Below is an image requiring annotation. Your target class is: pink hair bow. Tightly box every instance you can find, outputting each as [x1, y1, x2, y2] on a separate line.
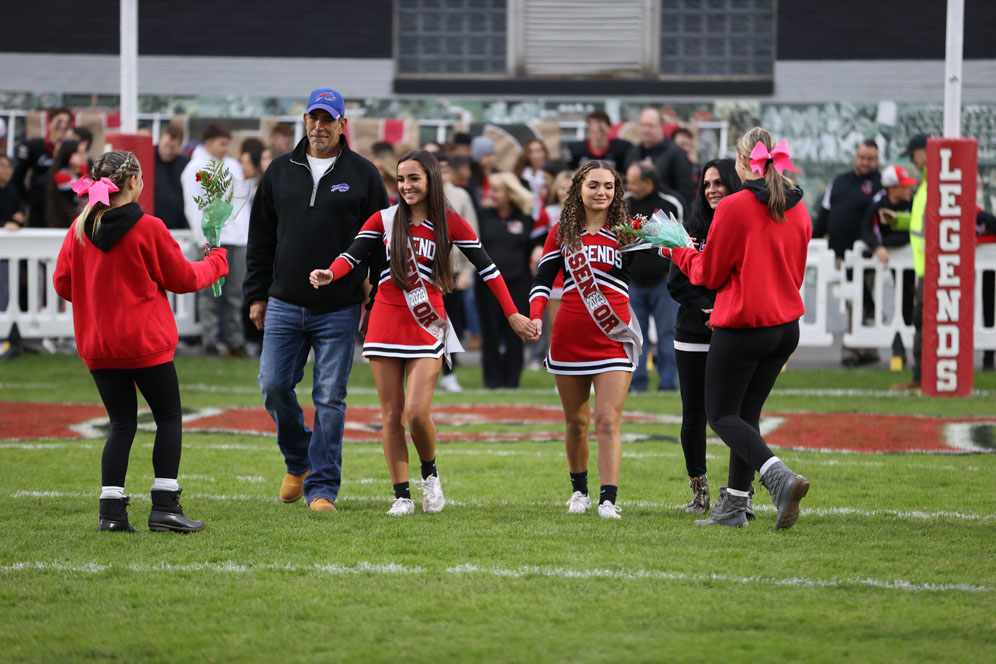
[749, 139, 794, 175]
[71, 177, 119, 206]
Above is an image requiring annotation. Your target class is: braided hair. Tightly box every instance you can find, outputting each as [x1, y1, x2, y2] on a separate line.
[555, 160, 629, 250]
[74, 150, 141, 244]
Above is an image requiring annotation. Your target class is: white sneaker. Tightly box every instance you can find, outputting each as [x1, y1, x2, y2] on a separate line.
[597, 501, 622, 519]
[438, 374, 462, 393]
[565, 491, 591, 514]
[386, 497, 415, 516]
[421, 475, 446, 513]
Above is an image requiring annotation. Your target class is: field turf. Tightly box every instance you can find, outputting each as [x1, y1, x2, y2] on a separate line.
[1, 354, 995, 663]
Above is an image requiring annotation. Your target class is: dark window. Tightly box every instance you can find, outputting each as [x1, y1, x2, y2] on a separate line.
[660, 0, 774, 78]
[397, 0, 507, 75]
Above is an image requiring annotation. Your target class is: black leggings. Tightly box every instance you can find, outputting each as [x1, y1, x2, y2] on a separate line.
[90, 362, 183, 487]
[675, 349, 708, 478]
[705, 321, 799, 492]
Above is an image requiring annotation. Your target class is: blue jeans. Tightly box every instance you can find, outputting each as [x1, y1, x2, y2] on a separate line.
[462, 287, 481, 335]
[629, 280, 678, 391]
[258, 297, 360, 504]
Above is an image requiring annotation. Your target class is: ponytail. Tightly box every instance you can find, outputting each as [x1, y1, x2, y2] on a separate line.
[736, 127, 794, 223]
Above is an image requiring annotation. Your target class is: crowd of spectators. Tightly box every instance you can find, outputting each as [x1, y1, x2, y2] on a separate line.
[4, 104, 991, 379]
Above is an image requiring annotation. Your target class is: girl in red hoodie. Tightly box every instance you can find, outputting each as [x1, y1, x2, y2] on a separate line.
[667, 127, 811, 531]
[54, 150, 228, 533]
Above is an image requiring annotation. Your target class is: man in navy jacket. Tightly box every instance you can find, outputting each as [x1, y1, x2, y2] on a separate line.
[245, 88, 389, 512]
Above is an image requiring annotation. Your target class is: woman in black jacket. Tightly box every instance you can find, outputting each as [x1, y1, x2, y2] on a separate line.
[666, 158, 740, 514]
[476, 172, 538, 388]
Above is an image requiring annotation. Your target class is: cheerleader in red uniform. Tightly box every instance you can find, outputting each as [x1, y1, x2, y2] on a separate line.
[528, 160, 644, 519]
[310, 150, 533, 516]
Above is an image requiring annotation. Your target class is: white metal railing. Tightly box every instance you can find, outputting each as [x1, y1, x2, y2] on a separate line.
[1, 229, 994, 350]
[0, 229, 200, 339]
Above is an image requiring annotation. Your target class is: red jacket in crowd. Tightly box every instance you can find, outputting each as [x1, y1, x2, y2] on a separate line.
[670, 183, 811, 329]
[54, 202, 228, 370]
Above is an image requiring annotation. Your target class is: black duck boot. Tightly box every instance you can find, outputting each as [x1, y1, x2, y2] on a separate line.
[99, 496, 139, 532]
[149, 489, 205, 533]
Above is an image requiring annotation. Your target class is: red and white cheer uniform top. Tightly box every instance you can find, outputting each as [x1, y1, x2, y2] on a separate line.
[329, 205, 519, 359]
[529, 224, 642, 375]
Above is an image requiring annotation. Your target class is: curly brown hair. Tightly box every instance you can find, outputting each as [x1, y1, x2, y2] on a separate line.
[555, 160, 631, 249]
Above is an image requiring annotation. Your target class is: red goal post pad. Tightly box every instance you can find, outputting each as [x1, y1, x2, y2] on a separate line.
[103, 133, 155, 216]
[923, 138, 977, 396]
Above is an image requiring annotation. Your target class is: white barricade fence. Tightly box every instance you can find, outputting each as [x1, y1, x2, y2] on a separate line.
[0, 229, 200, 339]
[836, 242, 917, 351]
[800, 238, 838, 346]
[2, 229, 994, 352]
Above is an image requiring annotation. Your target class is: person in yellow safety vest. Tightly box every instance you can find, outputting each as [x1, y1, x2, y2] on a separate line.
[892, 134, 928, 391]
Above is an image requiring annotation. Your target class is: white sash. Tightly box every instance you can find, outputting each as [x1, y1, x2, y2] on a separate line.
[563, 241, 643, 366]
[382, 205, 463, 367]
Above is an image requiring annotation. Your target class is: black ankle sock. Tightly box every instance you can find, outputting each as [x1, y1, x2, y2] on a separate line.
[570, 471, 588, 495]
[393, 482, 411, 499]
[599, 485, 617, 505]
[420, 458, 437, 480]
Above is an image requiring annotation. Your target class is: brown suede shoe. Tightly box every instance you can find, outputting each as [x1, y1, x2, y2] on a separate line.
[309, 498, 336, 512]
[890, 379, 921, 392]
[279, 471, 309, 503]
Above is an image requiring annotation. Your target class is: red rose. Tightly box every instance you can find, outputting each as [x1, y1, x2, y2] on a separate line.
[195, 173, 202, 182]
[631, 218, 642, 230]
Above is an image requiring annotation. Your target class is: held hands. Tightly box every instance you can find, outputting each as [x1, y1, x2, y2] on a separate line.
[508, 313, 540, 342]
[309, 268, 334, 289]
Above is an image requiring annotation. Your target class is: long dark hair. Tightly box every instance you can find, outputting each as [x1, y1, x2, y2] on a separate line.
[51, 139, 80, 174]
[686, 158, 741, 240]
[390, 150, 455, 293]
[556, 160, 629, 250]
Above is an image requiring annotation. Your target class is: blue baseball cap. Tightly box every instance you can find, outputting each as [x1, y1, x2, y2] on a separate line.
[306, 88, 345, 119]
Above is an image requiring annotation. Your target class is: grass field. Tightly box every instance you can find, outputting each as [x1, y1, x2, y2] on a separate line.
[1, 353, 995, 663]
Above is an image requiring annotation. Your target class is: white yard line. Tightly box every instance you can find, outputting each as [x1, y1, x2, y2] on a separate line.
[8, 491, 996, 523]
[0, 560, 987, 594]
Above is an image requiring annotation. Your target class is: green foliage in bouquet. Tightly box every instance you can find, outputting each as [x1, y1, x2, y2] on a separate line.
[194, 159, 235, 296]
[610, 210, 692, 251]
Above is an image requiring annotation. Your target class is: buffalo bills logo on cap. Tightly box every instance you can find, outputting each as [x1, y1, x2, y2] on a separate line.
[330, 183, 350, 193]
[306, 88, 346, 119]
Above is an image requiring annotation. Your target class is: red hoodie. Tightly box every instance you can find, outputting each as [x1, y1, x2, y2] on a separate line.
[54, 203, 228, 370]
[670, 185, 811, 329]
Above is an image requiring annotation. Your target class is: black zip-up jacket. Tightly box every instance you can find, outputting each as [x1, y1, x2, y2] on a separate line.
[624, 139, 694, 210]
[813, 170, 882, 258]
[244, 136, 389, 313]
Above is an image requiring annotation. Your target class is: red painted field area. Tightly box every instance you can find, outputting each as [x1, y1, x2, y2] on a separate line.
[1, 402, 993, 453]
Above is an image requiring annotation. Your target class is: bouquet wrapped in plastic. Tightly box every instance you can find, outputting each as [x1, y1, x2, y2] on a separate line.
[193, 159, 251, 296]
[610, 209, 693, 252]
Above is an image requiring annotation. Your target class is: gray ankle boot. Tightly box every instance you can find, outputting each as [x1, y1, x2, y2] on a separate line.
[693, 487, 749, 528]
[760, 460, 810, 531]
[685, 475, 710, 514]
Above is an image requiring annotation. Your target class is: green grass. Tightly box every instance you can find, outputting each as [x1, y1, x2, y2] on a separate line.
[1, 354, 995, 663]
